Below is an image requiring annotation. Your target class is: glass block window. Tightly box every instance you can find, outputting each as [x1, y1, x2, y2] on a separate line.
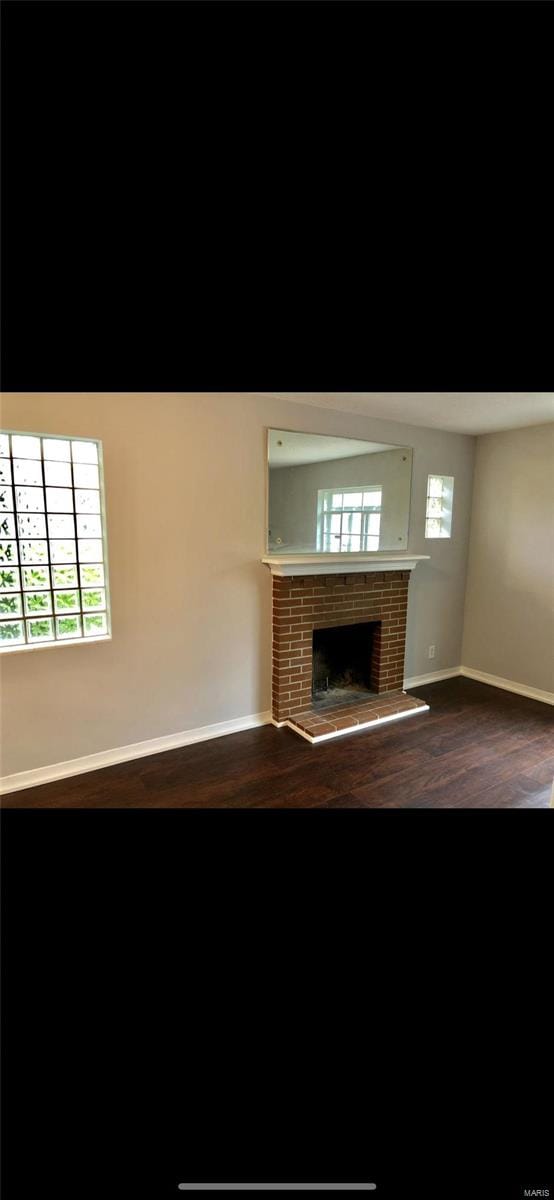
[317, 487, 382, 552]
[0, 431, 110, 651]
[425, 474, 454, 539]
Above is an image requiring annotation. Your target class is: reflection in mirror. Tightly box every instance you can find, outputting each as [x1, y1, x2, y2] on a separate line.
[268, 429, 412, 553]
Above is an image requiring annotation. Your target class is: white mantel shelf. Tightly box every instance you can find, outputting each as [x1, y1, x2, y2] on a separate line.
[262, 553, 430, 577]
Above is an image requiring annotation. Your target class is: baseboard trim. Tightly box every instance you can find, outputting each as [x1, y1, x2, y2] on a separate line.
[0, 710, 273, 796]
[459, 666, 554, 706]
[404, 664, 554, 706]
[404, 667, 462, 689]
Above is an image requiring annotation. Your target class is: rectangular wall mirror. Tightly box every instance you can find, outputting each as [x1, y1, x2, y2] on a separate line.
[267, 429, 413, 554]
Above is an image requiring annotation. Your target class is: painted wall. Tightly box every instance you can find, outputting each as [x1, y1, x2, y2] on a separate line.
[0, 393, 475, 777]
[462, 423, 554, 694]
[268, 448, 412, 552]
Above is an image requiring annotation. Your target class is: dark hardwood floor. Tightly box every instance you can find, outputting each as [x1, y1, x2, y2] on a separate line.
[2, 678, 553, 808]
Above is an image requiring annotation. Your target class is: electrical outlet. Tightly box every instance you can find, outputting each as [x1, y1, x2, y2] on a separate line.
[428, 645, 436, 659]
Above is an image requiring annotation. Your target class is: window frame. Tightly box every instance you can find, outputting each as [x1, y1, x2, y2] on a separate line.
[0, 429, 111, 653]
[425, 473, 454, 539]
[316, 485, 383, 552]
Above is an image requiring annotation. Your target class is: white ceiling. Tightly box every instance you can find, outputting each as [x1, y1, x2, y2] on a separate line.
[258, 393, 554, 436]
[268, 429, 400, 468]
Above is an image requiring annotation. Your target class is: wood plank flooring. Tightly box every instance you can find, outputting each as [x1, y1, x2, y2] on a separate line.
[2, 677, 553, 808]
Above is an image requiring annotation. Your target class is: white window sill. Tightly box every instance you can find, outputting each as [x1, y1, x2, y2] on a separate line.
[0, 634, 112, 655]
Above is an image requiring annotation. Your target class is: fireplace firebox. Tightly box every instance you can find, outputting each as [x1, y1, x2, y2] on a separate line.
[312, 621, 380, 706]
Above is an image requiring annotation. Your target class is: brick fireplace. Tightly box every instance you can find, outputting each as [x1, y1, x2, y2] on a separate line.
[264, 555, 430, 742]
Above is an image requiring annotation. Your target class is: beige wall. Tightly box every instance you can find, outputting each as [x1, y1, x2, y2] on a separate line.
[0, 393, 475, 777]
[462, 423, 554, 693]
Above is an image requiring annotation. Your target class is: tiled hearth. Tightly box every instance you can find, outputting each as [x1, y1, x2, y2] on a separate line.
[263, 553, 430, 743]
[288, 692, 428, 744]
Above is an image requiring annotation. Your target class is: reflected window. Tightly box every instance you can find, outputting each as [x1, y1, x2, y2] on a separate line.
[317, 487, 382, 552]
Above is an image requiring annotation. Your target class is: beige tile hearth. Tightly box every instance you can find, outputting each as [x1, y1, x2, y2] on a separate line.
[288, 690, 428, 742]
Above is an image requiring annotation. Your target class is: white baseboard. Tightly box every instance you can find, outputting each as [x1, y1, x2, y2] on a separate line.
[459, 666, 554, 706]
[405, 664, 554, 706]
[404, 666, 462, 689]
[0, 710, 273, 796]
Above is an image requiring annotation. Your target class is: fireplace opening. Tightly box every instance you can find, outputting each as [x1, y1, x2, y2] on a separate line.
[312, 621, 380, 709]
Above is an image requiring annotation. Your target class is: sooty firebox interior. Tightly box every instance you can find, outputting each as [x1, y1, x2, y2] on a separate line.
[312, 621, 378, 708]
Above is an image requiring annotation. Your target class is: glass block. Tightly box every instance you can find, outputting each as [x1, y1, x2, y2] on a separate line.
[22, 566, 50, 590]
[0, 619, 25, 646]
[13, 459, 43, 486]
[45, 486, 74, 512]
[71, 440, 98, 464]
[0, 593, 22, 617]
[73, 463, 99, 488]
[17, 512, 47, 539]
[83, 612, 107, 637]
[53, 589, 80, 614]
[74, 489, 100, 514]
[0, 487, 14, 511]
[78, 539, 103, 562]
[56, 614, 82, 640]
[42, 438, 71, 461]
[44, 460, 72, 487]
[27, 617, 54, 642]
[0, 514, 16, 538]
[79, 562, 104, 587]
[47, 513, 75, 538]
[344, 493, 362, 509]
[75, 514, 101, 538]
[0, 567, 21, 591]
[15, 486, 44, 512]
[0, 433, 109, 646]
[20, 541, 48, 564]
[24, 591, 53, 616]
[49, 539, 76, 563]
[11, 435, 41, 459]
[81, 587, 105, 611]
[0, 540, 18, 565]
[51, 564, 78, 588]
